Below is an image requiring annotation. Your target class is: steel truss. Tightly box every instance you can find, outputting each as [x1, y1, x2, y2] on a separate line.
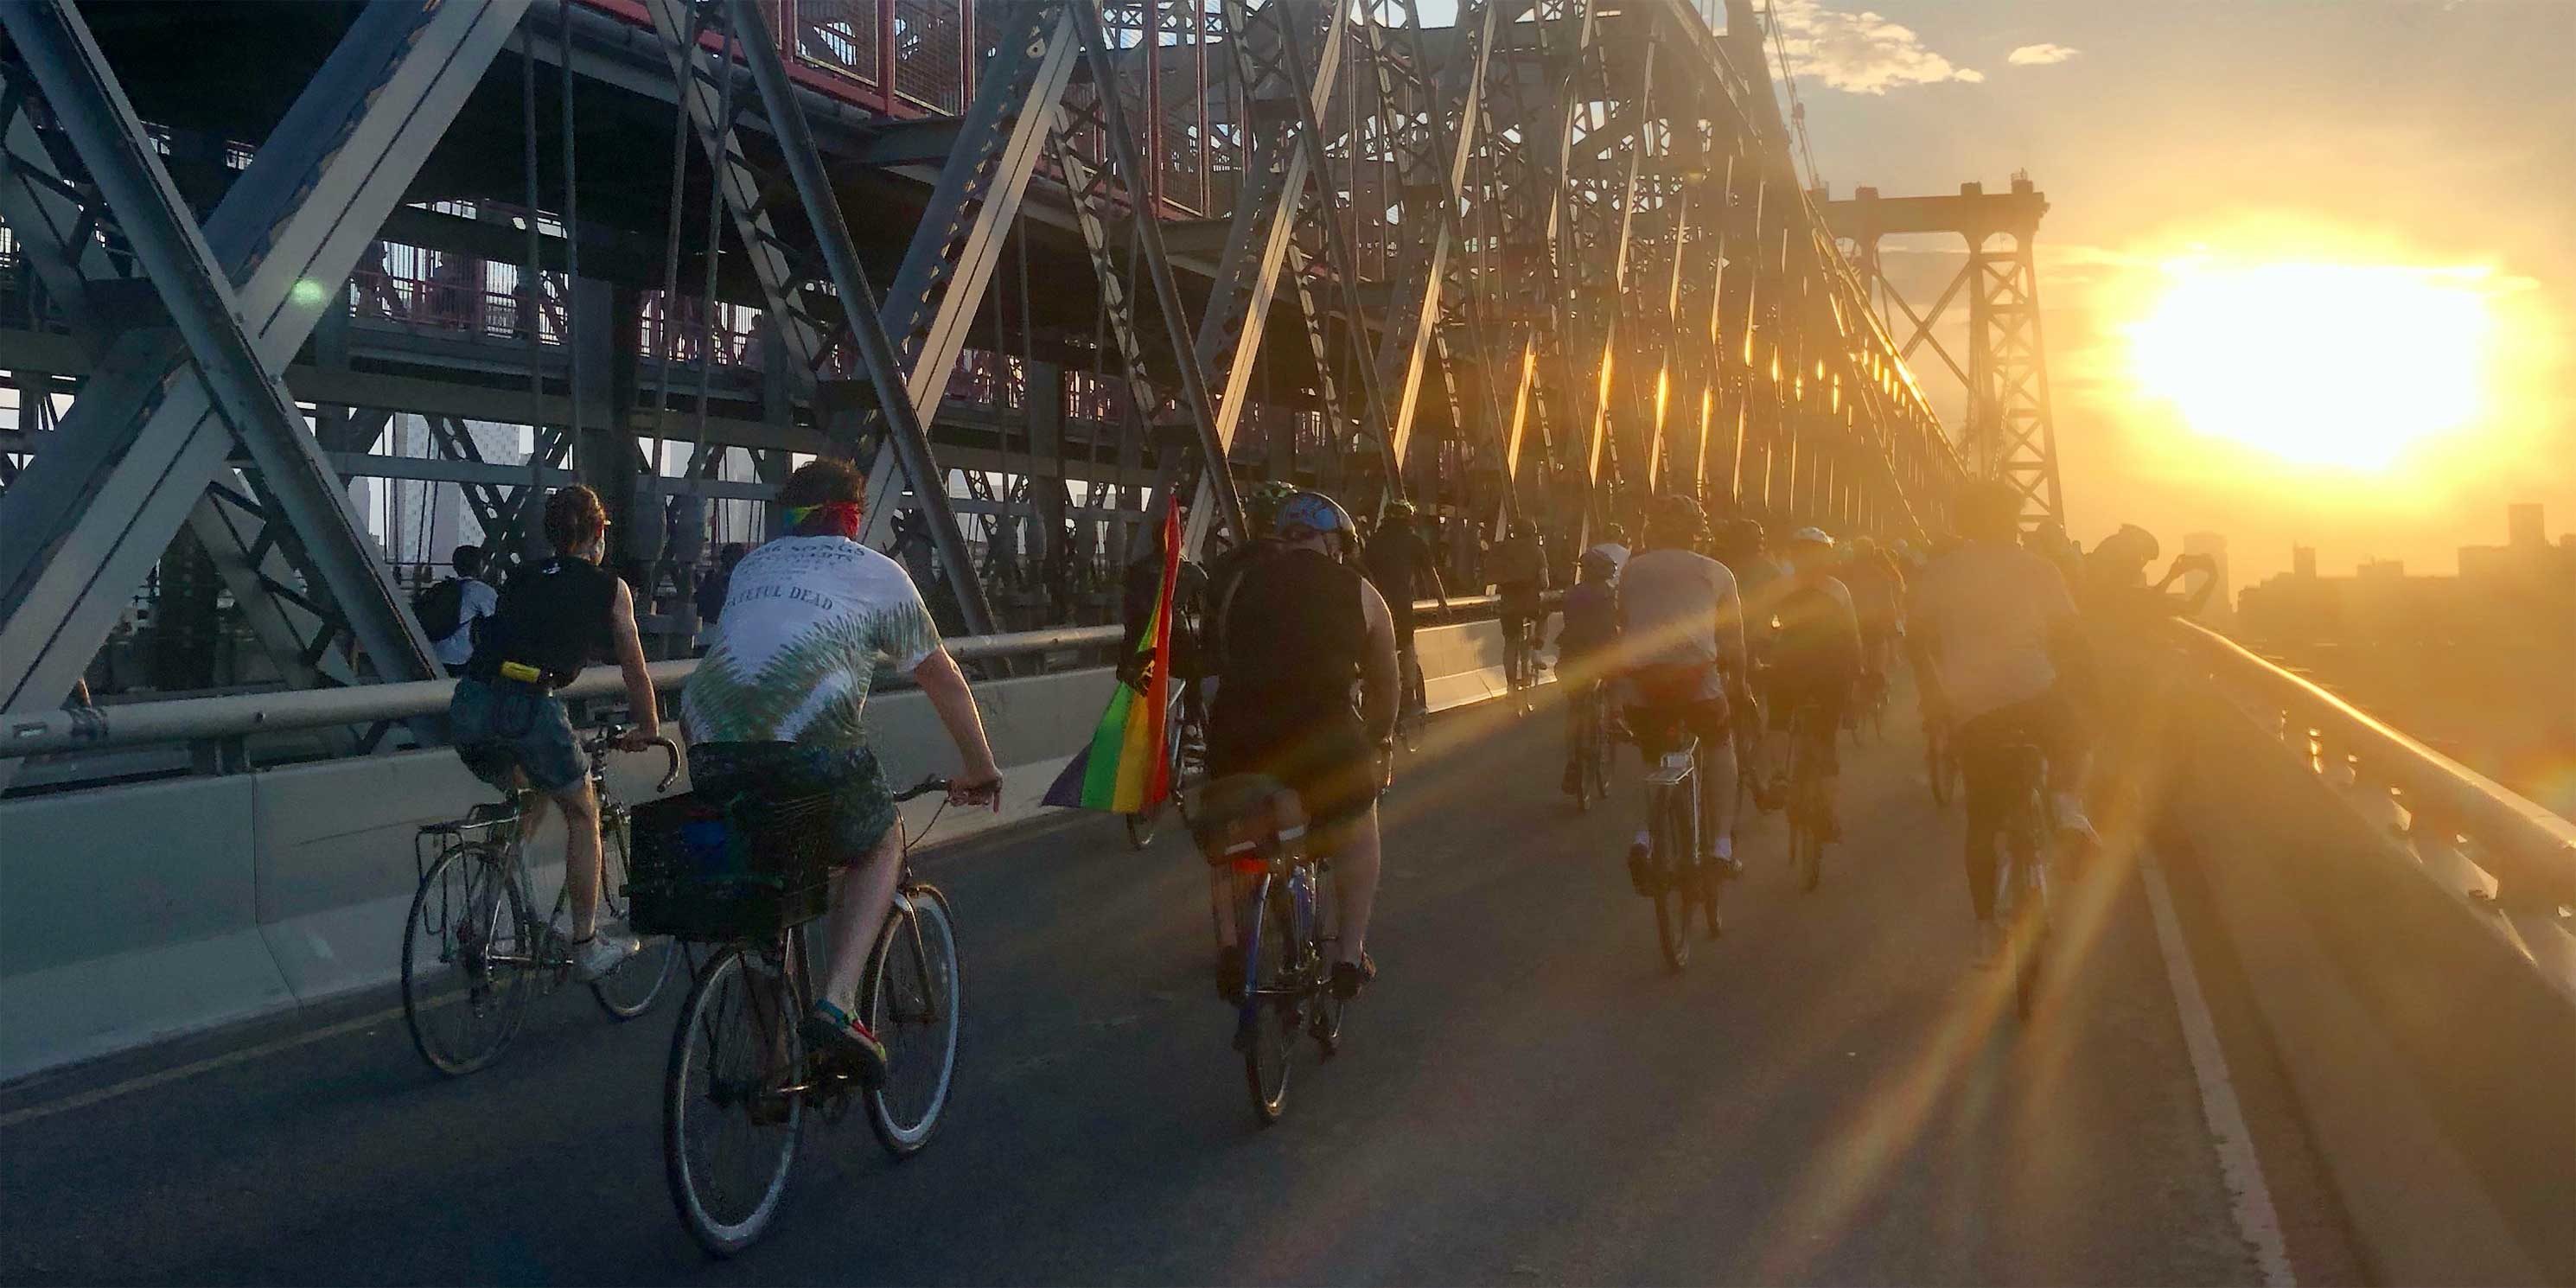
[0, 0, 1969, 737]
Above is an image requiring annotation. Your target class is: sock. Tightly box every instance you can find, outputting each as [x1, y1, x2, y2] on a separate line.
[1712, 835, 1733, 861]
[1632, 829, 1651, 851]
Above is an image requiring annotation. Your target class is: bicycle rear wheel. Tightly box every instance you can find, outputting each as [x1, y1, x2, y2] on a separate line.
[402, 845, 535, 1077]
[864, 886, 961, 1157]
[1653, 786, 1693, 972]
[592, 816, 677, 1019]
[1239, 881, 1297, 1125]
[1928, 735, 1958, 807]
[665, 946, 806, 1256]
[2012, 828, 2051, 1021]
[1791, 788, 1823, 892]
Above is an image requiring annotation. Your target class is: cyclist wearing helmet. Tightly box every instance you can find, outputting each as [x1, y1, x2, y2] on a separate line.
[1762, 527, 1865, 838]
[1489, 520, 1552, 689]
[1615, 495, 1750, 877]
[1584, 521, 1632, 577]
[1842, 536, 1907, 685]
[1361, 497, 1451, 720]
[1554, 545, 1624, 794]
[1203, 490, 1401, 1001]
[1910, 479, 2097, 965]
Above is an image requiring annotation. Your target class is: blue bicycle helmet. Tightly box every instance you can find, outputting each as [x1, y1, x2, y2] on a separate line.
[1274, 490, 1360, 557]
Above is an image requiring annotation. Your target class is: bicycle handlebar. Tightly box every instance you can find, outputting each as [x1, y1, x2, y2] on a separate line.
[584, 725, 683, 793]
[893, 775, 953, 804]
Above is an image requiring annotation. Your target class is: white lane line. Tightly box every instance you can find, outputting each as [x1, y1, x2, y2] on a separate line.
[0, 1000, 419, 1132]
[2141, 853, 2298, 1288]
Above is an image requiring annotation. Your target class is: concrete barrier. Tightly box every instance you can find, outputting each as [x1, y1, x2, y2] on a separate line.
[2159, 664, 2574, 1286]
[0, 615, 1534, 1081]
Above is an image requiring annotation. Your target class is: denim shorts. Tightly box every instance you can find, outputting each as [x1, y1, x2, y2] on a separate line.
[689, 742, 899, 864]
[449, 677, 584, 795]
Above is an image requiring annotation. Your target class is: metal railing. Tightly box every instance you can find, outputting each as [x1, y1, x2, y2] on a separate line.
[3, 624, 1125, 760]
[5, 601, 1515, 762]
[2171, 620, 2576, 991]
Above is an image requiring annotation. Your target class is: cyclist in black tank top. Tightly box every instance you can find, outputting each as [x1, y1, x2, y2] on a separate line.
[444, 486, 663, 984]
[469, 556, 619, 687]
[1203, 491, 1400, 1003]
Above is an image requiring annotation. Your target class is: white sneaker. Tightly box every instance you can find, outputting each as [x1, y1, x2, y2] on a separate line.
[571, 930, 640, 982]
[2052, 792, 2100, 846]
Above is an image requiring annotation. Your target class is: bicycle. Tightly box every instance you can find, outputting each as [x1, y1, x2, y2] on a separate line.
[647, 775, 965, 1256]
[1395, 639, 1429, 753]
[1565, 678, 1612, 812]
[1198, 775, 1351, 1125]
[1783, 704, 1833, 892]
[1125, 687, 1204, 850]
[1990, 741, 2057, 1020]
[1628, 714, 1723, 972]
[1924, 712, 1962, 807]
[400, 725, 681, 1077]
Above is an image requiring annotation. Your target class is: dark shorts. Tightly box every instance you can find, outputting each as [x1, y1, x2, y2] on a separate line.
[1205, 711, 1380, 843]
[450, 678, 583, 795]
[689, 741, 900, 864]
[1620, 664, 1731, 758]
[1767, 678, 1847, 774]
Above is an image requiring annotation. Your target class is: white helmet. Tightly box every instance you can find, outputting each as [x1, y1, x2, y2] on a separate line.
[1789, 526, 1835, 548]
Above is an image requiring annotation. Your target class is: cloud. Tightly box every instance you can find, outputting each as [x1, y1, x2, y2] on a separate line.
[2007, 43, 2082, 67]
[1770, 0, 1985, 95]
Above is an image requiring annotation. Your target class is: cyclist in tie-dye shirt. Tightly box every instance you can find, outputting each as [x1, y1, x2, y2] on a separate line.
[682, 459, 1002, 1080]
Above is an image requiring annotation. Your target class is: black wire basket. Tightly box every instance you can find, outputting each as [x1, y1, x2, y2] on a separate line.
[627, 787, 837, 942]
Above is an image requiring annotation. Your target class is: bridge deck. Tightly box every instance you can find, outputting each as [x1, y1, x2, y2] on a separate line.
[0, 681, 2358, 1285]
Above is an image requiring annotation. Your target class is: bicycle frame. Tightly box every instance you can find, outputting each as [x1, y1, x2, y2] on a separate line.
[1233, 826, 1328, 1020]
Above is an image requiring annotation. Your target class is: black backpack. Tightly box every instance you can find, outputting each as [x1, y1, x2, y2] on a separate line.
[413, 577, 469, 641]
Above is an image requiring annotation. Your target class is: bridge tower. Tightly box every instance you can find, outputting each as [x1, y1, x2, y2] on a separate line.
[1820, 175, 2063, 528]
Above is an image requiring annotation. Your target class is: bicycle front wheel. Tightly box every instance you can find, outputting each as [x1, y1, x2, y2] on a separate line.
[1124, 801, 1164, 851]
[1240, 882, 1297, 1125]
[402, 845, 535, 1077]
[592, 816, 676, 1020]
[665, 946, 806, 1257]
[864, 886, 962, 1157]
[1653, 787, 1693, 972]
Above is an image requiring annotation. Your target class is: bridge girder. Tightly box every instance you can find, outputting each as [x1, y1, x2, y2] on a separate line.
[0, 0, 1965, 720]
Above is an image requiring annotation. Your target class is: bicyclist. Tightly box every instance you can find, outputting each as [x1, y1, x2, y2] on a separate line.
[1584, 522, 1631, 577]
[1489, 520, 1550, 689]
[681, 459, 1004, 1077]
[1555, 545, 1623, 797]
[1204, 491, 1401, 1002]
[1361, 497, 1450, 717]
[1762, 527, 1864, 842]
[1908, 479, 2097, 965]
[1616, 495, 1749, 879]
[448, 485, 663, 983]
[1842, 536, 1906, 697]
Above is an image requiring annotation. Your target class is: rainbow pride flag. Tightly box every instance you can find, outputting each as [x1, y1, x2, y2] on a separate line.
[1043, 497, 1181, 813]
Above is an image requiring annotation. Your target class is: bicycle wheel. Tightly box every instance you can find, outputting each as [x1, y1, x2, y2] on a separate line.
[1653, 786, 1692, 972]
[1239, 881, 1297, 1125]
[2012, 821, 2050, 1021]
[864, 886, 961, 1158]
[1791, 778, 1823, 893]
[1928, 736, 1957, 807]
[402, 845, 536, 1077]
[665, 946, 806, 1257]
[592, 815, 677, 1020]
[1124, 800, 1164, 850]
[1308, 867, 1348, 1059]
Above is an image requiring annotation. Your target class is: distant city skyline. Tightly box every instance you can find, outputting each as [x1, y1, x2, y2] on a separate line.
[1717, 0, 2575, 583]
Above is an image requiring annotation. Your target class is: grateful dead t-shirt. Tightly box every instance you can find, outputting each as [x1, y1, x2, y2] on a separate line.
[681, 536, 941, 749]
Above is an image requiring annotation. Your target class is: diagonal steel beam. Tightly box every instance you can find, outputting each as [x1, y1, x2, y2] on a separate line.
[0, 0, 527, 721]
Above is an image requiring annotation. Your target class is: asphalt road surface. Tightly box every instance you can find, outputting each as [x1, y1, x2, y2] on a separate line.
[0, 679, 2360, 1285]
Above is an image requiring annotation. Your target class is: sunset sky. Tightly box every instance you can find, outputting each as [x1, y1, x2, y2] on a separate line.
[1754, 0, 2576, 583]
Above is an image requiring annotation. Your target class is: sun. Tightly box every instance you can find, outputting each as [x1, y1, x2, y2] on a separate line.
[2124, 260, 2496, 470]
